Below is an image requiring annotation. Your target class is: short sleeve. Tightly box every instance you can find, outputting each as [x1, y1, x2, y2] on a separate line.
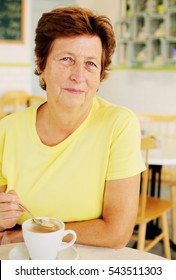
[106, 109, 146, 180]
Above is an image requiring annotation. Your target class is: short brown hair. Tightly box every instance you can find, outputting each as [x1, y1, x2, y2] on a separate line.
[35, 6, 116, 85]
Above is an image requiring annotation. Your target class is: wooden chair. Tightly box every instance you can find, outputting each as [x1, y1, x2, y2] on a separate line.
[0, 90, 29, 118]
[0, 92, 46, 119]
[27, 95, 46, 107]
[137, 113, 176, 244]
[131, 137, 173, 259]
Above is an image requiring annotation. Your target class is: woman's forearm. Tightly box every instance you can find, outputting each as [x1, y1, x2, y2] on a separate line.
[65, 218, 132, 249]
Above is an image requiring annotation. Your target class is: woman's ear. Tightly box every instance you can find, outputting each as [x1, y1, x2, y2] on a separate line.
[39, 77, 46, 90]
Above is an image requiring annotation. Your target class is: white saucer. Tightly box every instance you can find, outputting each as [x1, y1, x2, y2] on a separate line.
[8, 243, 79, 260]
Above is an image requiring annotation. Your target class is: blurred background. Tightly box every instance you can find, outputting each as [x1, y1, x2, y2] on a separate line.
[1, 0, 176, 259]
[1, 0, 176, 115]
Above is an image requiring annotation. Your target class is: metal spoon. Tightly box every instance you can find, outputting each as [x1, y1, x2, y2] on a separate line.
[16, 203, 55, 228]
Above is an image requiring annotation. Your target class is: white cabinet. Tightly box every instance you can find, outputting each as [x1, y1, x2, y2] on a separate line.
[115, 0, 176, 68]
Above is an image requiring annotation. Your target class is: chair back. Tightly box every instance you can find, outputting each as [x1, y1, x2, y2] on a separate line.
[27, 95, 46, 107]
[138, 113, 176, 137]
[139, 137, 157, 219]
[137, 113, 176, 184]
[0, 91, 46, 119]
[0, 90, 29, 118]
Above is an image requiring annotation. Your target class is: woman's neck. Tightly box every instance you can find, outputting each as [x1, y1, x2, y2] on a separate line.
[36, 101, 92, 146]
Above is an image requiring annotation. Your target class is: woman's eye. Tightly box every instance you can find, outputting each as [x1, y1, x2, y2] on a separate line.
[61, 57, 72, 62]
[86, 61, 97, 68]
[60, 57, 74, 64]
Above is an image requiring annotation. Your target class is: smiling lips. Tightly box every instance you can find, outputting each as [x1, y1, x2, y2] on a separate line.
[64, 88, 85, 95]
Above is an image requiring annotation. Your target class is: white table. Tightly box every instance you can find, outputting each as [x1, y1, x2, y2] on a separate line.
[149, 158, 176, 166]
[0, 242, 166, 260]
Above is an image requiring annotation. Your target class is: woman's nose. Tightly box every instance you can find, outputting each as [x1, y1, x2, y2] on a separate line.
[70, 62, 86, 83]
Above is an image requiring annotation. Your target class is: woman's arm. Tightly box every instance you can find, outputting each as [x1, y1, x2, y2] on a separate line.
[65, 174, 140, 248]
[0, 174, 140, 247]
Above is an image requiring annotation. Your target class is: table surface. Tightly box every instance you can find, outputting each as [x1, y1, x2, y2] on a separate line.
[0, 242, 166, 260]
[149, 157, 176, 166]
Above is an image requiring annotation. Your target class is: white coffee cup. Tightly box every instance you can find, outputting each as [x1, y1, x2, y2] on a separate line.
[22, 217, 77, 260]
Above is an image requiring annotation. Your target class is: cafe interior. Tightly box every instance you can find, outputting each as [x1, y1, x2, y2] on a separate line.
[1, 0, 176, 260]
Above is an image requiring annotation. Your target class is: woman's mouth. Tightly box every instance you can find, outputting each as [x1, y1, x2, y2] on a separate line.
[64, 88, 85, 95]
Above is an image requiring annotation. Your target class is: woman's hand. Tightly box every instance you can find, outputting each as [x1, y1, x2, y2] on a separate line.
[0, 190, 24, 231]
[0, 225, 23, 245]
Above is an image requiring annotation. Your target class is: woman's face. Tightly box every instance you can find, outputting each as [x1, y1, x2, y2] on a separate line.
[41, 35, 102, 111]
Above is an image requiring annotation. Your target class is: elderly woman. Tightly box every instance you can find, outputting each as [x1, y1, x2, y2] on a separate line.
[0, 6, 145, 247]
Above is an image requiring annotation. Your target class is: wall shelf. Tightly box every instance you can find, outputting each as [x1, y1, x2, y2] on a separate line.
[115, 0, 176, 69]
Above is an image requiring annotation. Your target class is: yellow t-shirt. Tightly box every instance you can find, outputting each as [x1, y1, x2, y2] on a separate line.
[0, 96, 145, 224]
